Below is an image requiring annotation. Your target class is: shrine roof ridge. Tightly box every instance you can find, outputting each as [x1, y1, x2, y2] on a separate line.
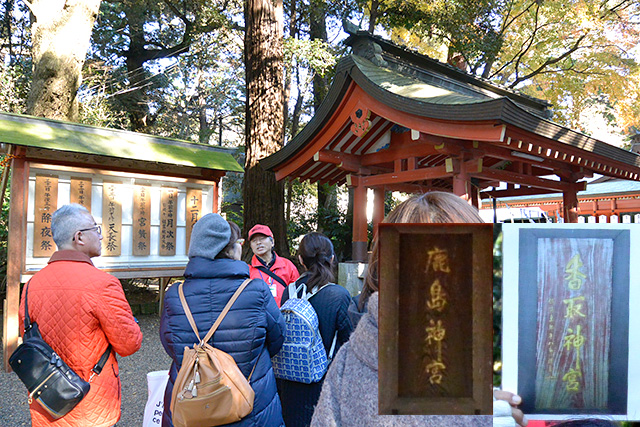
[344, 30, 552, 112]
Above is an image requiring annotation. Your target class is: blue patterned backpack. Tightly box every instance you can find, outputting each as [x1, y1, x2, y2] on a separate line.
[272, 282, 337, 383]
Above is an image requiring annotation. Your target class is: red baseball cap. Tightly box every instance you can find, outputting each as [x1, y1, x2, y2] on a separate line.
[248, 224, 274, 241]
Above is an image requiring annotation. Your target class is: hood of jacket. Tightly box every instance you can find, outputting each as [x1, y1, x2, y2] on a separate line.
[350, 292, 378, 372]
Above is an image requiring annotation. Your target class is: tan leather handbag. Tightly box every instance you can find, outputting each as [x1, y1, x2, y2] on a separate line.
[171, 279, 256, 427]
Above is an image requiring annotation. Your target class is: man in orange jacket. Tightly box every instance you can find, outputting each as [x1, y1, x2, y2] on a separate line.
[248, 224, 299, 307]
[18, 204, 142, 427]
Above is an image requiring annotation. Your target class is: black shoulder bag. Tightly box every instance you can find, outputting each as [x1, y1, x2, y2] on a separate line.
[9, 281, 112, 419]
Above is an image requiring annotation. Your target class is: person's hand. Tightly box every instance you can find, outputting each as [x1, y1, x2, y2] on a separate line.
[493, 389, 527, 426]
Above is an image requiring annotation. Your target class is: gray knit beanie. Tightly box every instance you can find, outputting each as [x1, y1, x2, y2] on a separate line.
[188, 213, 231, 260]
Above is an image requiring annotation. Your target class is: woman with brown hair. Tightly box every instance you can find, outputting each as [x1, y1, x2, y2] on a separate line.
[357, 191, 485, 314]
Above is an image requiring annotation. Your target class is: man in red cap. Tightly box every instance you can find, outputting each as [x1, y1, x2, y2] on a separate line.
[248, 224, 299, 306]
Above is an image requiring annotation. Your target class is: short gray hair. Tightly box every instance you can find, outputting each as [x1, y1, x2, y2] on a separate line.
[51, 204, 91, 247]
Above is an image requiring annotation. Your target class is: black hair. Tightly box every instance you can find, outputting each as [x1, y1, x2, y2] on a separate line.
[216, 221, 241, 259]
[298, 232, 335, 292]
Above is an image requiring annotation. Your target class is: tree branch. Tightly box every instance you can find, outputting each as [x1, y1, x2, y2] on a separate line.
[509, 34, 588, 88]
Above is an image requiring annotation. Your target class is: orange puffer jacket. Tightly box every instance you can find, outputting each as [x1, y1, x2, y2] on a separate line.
[18, 250, 143, 427]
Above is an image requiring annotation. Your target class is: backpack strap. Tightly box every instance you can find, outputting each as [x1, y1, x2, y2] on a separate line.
[287, 282, 308, 301]
[328, 332, 338, 360]
[178, 278, 252, 345]
[307, 282, 334, 299]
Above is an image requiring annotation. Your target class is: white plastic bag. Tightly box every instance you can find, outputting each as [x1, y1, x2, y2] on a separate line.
[142, 370, 169, 427]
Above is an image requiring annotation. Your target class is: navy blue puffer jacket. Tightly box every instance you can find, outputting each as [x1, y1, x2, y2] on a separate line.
[160, 257, 286, 427]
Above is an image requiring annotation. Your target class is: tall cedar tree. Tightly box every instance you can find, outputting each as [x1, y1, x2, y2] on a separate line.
[25, 0, 102, 120]
[243, 0, 288, 257]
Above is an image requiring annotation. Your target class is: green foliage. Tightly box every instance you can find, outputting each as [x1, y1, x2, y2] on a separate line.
[283, 37, 339, 78]
[286, 179, 318, 254]
[0, 59, 31, 114]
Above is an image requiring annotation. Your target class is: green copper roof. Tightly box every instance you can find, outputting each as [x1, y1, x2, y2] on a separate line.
[0, 112, 243, 172]
[352, 55, 488, 106]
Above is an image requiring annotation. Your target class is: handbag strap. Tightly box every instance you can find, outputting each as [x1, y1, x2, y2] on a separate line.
[89, 345, 113, 382]
[178, 278, 252, 346]
[22, 280, 33, 333]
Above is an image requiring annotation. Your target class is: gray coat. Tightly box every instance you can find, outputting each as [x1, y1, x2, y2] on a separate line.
[311, 292, 492, 426]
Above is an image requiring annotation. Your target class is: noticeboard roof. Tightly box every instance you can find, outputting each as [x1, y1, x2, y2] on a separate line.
[0, 112, 243, 172]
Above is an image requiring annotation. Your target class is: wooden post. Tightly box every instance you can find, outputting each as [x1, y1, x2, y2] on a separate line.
[372, 187, 385, 241]
[3, 148, 27, 371]
[212, 180, 219, 213]
[562, 185, 580, 223]
[452, 157, 471, 201]
[470, 184, 480, 209]
[350, 176, 368, 262]
[158, 277, 172, 314]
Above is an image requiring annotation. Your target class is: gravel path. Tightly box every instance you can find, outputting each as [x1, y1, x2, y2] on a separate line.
[0, 314, 171, 426]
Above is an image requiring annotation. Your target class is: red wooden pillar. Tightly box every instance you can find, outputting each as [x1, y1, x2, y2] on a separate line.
[212, 179, 219, 213]
[350, 176, 368, 262]
[562, 185, 579, 223]
[451, 158, 471, 201]
[470, 184, 480, 209]
[3, 147, 27, 371]
[372, 187, 385, 241]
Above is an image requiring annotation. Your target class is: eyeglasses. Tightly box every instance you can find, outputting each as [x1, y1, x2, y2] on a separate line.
[78, 225, 102, 235]
[236, 239, 245, 246]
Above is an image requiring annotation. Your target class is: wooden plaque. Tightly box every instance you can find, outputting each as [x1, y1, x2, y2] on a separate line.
[514, 228, 629, 416]
[185, 188, 202, 250]
[160, 187, 177, 256]
[132, 185, 151, 256]
[378, 223, 493, 415]
[101, 182, 122, 256]
[70, 177, 92, 211]
[33, 175, 58, 257]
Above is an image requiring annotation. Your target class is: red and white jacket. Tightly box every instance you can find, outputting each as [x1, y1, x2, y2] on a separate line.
[249, 252, 300, 307]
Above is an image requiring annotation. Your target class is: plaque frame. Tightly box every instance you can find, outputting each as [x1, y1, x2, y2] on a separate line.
[378, 223, 493, 415]
[501, 223, 640, 421]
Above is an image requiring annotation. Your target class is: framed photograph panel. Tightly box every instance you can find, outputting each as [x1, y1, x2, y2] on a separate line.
[501, 224, 640, 420]
[378, 223, 493, 415]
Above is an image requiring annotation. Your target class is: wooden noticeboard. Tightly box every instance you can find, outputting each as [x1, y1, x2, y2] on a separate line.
[33, 175, 58, 257]
[160, 187, 177, 256]
[101, 182, 122, 256]
[185, 188, 202, 250]
[132, 185, 151, 256]
[378, 223, 493, 415]
[501, 224, 633, 419]
[70, 177, 92, 211]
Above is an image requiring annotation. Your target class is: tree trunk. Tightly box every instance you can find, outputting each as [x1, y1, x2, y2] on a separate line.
[309, 0, 329, 110]
[25, 0, 102, 121]
[368, 0, 380, 33]
[309, 1, 337, 234]
[122, 0, 152, 132]
[243, 0, 288, 257]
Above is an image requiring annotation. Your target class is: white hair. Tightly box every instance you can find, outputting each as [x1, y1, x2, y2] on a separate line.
[51, 204, 91, 247]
